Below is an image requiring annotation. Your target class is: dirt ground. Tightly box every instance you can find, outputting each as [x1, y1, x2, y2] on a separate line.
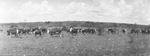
[0, 29, 150, 56]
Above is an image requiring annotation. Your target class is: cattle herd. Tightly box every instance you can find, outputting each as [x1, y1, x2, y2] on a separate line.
[6, 26, 150, 38]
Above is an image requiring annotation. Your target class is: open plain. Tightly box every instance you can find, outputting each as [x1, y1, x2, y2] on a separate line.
[0, 21, 150, 56]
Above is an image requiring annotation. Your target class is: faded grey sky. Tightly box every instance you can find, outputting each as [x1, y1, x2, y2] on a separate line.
[0, 0, 150, 25]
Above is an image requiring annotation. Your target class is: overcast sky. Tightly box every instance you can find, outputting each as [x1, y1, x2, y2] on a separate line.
[0, 0, 150, 25]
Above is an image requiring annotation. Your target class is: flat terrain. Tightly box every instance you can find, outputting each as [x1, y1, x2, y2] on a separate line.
[0, 21, 150, 56]
[0, 30, 150, 56]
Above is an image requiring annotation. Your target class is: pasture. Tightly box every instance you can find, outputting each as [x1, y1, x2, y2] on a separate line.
[0, 21, 150, 56]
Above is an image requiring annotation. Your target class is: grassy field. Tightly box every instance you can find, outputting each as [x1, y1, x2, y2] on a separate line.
[0, 21, 150, 56]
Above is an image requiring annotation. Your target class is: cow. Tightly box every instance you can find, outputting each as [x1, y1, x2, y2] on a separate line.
[69, 27, 82, 36]
[130, 29, 140, 34]
[106, 28, 116, 34]
[140, 29, 150, 34]
[48, 27, 63, 37]
[31, 27, 40, 33]
[96, 28, 103, 36]
[28, 27, 43, 37]
[7, 28, 19, 38]
[122, 28, 127, 33]
[24, 28, 32, 35]
[40, 28, 48, 34]
[17, 28, 32, 35]
[81, 28, 96, 35]
[33, 29, 42, 38]
[29, 27, 40, 34]
[140, 29, 146, 34]
[61, 26, 70, 33]
[147, 30, 150, 34]
[18, 29, 27, 35]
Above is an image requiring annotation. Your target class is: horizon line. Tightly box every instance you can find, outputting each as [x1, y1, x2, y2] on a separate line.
[0, 20, 149, 26]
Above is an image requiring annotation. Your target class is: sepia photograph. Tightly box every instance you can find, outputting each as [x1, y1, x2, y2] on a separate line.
[0, 0, 150, 56]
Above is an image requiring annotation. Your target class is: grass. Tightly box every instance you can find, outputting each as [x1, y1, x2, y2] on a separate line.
[0, 31, 150, 56]
[0, 21, 150, 56]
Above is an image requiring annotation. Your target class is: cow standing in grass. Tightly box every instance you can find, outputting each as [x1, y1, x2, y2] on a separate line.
[24, 28, 32, 35]
[106, 28, 116, 34]
[81, 28, 96, 35]
[140, 29, 150, 34]
[40, 28, 48, 34]
[69, 27, 82, 36]
[18, 28, 32, 35]
[130, 29, 140, 34]
[30, 27, 42, 37]
[48, 28, 63, 37]
[147, 30, 150, 34]
[121, 28, 128, 34]
[62, 26, 70, 33]
[33, 29, 42, 37]
[7, 28, 19, 38]
[96, 28, 103, 36]
[18, 29, 27, 35]
[31, 27, 39, 33]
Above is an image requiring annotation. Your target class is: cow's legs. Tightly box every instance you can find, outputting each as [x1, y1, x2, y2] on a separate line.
[15, 33, 21, 38]
[39, 33, 42, 37]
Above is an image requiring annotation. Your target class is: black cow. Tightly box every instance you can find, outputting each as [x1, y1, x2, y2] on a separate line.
[122, 29, 127, 33]
[17, 28, 31, 35]
[33, 29, 42, 37]
[40, 28, 48, 34]
[7, 28, 19, 38]
[24, 28, 32, 35]
[62, 26, 70, 33]
[147, 30, 150, 34]
[48, 28, 62, 37]
[106, 28, 116, 34]
[140, 29, 150, 34]
[140, 29, 146, 34]
[96, 28, 103, 36]
[130, 29, 140, 34]
[81, 28, 96, 35]
[18, 29, 27, 35]
[31, 27, 40, 32]
[69, 27, 82, 36]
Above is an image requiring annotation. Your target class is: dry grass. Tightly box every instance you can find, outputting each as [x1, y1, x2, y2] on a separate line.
[0, 21, 150, 56]
[0, 31, 150, 56]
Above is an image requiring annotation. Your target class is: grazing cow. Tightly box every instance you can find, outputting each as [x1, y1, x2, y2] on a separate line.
[140, 29, 146, 34]
[140, 29, 150, 34]
[81, 28, 96, 35]
[122, 28, 127, 33]
[147, 30, 150, 34]
[7, 28, 19, 38]
[18, 29, 27, 35]
[40, 28, 48, 34]
[24, 28, 32, 35]
[130, 29, 140, 34]
[106, 28, 116, 34]
[96, 28, 103, 36]
[69, 27, 82, 36]
[31, 27, 40, 32]
[62, 26, 70, 33]
[33, 29, 42, 37]
[29, 27, 40, 34]
[48, 28, 62, 37]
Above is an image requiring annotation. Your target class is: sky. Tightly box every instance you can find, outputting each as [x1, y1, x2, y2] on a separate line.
[0, 0, 150, 25]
